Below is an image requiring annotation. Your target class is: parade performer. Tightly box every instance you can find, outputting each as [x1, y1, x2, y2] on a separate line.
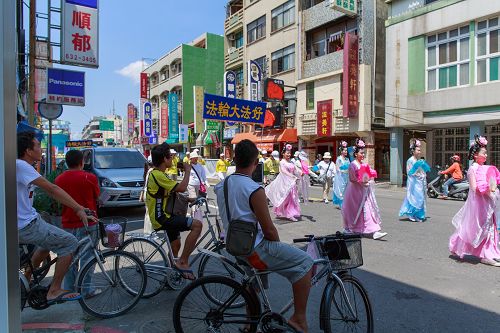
[215, 153, 229, 181]
[297, 151, 311, 203]
[264, 150, 280, 184]
[449, 135, 500, 266]
[342, 139, 388, 240]
[332, 141, 350, 209]
[265, 144, 302, 222]
[399, 139, 430, 222]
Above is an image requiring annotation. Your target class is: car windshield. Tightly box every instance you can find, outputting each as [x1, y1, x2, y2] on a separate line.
[94, 150, 146, 169]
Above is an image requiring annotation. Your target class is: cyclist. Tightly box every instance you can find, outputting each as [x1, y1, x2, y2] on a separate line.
[215, 139, 313, 333]
[146, 143, 202, 280]
[17, 131, 96, 303]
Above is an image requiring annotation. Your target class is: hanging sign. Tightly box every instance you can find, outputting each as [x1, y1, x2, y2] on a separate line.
[160, 102, 168, 138]
[144, 101, 152, 137]
[317, 100, 332, 137]
[203, 93, 266, 125]
[168, 93, 179, 139]
[343, 32, 359, 118]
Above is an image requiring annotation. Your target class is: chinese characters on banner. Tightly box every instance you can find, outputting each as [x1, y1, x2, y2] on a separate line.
[61, 0, 98, 67]
[193, 86, 204, 134]
[168, 93, 179, 139]
[317, 100, 332, 137]
[247, 60, 262, 102]
[343, 32, 359, 118]
[224, 71, 236, 98]
[140, 73, 148, 99]
[160, 103, 168, 138]
[127, 103, 135, 135]
[178, 124, 188, 143]
[332, 0, 357, 16]
[203, 93, 266, 125]
[143, 101, 152, 137]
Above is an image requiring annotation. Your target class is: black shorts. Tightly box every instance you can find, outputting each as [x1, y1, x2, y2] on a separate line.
[155, 215, 193, 242]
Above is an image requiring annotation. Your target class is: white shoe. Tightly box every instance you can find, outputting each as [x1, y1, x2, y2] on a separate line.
[373, 231, 388, 240]
[324, 199, 329, 204]
[409, 217, 416, 222]
[480, 258, 500, 267]
[343, 228, 353, 234]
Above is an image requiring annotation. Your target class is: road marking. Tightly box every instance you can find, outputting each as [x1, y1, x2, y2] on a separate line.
[22, 323, 127, 333]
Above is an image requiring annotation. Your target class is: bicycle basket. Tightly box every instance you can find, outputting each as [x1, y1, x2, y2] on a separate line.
[319, 235, 363, 270]
[98, 217, 127, 248]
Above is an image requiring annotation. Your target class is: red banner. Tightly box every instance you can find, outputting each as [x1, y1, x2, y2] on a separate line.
[160, 103, 168, 138]
[343, 32, 359, 118]
[317, 100, 332, 137]
[140, 73, 148, 99]
[127, 103, 135, 135]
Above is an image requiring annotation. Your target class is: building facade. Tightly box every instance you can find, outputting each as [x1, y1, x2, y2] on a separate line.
[142, 33, 224, 155]
[81, 115, 123, 147]
[386, 0, 500, 185]
[41, 119, 71, 156]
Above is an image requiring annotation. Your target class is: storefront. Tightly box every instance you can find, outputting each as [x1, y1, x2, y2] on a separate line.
[231, 128, 298, 153]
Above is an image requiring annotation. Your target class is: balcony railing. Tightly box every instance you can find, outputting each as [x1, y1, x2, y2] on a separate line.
[225, 47, 244, 67]
[225, 8, 243, 34]
[302, 49, 344, 79]
[284, 115, 295, 129]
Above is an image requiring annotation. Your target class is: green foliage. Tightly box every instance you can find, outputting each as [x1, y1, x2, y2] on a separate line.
[32, 164, 65, 216]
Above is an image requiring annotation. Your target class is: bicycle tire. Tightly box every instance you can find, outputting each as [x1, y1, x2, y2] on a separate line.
[173, 275, 261, 333]
[322, 274, 374, 333]
[76, 250, 146, 318]
[19, 274, 28, 310]
[120, 237, 169, 297]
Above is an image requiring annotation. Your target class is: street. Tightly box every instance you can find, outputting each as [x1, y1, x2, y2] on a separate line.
[21, 184, 500, 332]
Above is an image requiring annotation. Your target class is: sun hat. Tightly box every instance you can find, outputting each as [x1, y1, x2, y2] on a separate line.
[220, 153, 225, 157]
[190, 151, 199, 159]
[271, 151, 279, 158]
[323, 152, 332, 159]
[170, 149, 177, 154]
[261, 150, 268, 155]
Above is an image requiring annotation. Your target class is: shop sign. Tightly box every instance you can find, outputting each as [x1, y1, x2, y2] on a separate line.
[203, 93, 266, 125]
[247, 60, 262, 102]
[47, 68, 85, 106]
[61, 0, 99, 67]
[263, 78, 284, 102]
[317, 100, 332, 137]
[206, 120, 220, 131]
[330, 0, 357, 17]
[224, 71, 236, 98]
[223, 126, 239, 139]
[179, 124, 188, 143]
[256, 143, 274, 152]
[143, 101, 152, 137]
[140, 136, 150, 145]
[343, 32, 359, 118]
[127, 103, 135, 135]
[160, 102, 168, 138]
[193, 86, 204, 133]
[168, 93, 179, 139]
[65, 139, 92, 148]
[140, 73, 148, 99]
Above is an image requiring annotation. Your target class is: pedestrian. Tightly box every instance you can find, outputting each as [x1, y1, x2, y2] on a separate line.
[166, 149, 179, 181]
[439, 154, 463, 198]
[399, 139, 430, 222]
[187, 151, 208, 203]
[297, 151, 311, 203]
[332, 141, 350, 209]
[140, 156, 154, 235]
[183, 151, 190, 164]
[193, 148, 206, 165]
[449, 135, 500, 266]
[265, 144, 302, 222]
[342, 139, 387, 240]
[216, 152, 229, 181]
[260, 150, 268, 163]
[55, 149, 100, 296]
[264, 150, 280, 184]
[317, 152, 336, 203]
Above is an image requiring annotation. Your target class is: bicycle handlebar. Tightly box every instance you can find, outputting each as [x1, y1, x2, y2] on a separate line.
[189, 197, 207, 208]
[293, 232, 362, 243]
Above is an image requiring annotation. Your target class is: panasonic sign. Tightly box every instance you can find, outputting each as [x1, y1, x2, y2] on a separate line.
[47, 68, 85, 106]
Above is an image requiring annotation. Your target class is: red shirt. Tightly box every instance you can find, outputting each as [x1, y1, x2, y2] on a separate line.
[55, 170, 100, 229]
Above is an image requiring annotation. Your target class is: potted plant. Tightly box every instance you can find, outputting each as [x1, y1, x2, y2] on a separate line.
[33, 162, 66, 228]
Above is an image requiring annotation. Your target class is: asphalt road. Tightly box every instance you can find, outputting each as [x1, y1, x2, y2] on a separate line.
[21, 184, 500, 332]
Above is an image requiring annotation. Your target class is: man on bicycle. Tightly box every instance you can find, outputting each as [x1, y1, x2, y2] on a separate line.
[146, 143, 202, 280]
[17, 131, 96, 303]
[215, 139, 313, 333]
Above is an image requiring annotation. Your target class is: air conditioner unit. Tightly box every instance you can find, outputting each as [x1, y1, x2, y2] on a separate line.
[228, 47, 236, 54]
[333, 109, 343, 118]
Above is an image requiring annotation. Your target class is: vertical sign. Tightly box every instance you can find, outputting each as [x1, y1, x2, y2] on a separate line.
[160, 102, 168, 138]
[247, 60, 262, 101]
[224, 71, 236, 98]
[127, 103, 135, 135]
[193, 86, 204, 134]
[168, 93, 179, 139]
[343, 32, 359, 118]
[317, 100, 332, 137]
[179, 124, 188, 143]
[61, 0, 99, 67]
[144, 101, 152, 137]
[140, 73, 148, 99]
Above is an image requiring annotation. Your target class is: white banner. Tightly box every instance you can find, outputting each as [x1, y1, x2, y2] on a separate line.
[179, 124, 189, 144]
[61, 0, 99, 67]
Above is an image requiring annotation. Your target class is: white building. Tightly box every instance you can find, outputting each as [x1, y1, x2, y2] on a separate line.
[81, 115, 123, 146]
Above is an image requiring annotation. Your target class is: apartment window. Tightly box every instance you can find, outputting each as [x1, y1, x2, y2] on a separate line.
[476, 17, 500, 83]
[303, 0, 325, 10]
[271, 44, 295, 74]
[306, 81, 314, 110]
[247, 15, 266, 43]
[235, 67, 244, 86]
[306, 19, 357, 60]
[272, 0, 295, 32]
[235, 30, 244, 49]
[426, 25, 470, 91]
[253, 56, 267, 78]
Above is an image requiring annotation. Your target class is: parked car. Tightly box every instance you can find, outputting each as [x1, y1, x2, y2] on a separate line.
[81, 147, 147, 208]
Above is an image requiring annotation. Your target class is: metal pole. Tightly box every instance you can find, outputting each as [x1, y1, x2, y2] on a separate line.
[27, 0, 36, 125]
[48, 119, 52, 172]
[1, 0, 22, 330]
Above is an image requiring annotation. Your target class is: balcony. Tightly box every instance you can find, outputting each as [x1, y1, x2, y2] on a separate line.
[225, 8, 244, 35]
[284, 115, 295, 129]
[303, 2, 347, 32]
[225, 47, 244, 68]
[303, 50, 344, 79]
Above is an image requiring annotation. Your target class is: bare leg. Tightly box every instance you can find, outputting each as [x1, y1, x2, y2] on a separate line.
[170, 239, 181, 258]
[25, 249, 50, 281]
[46, 254, 79, 300]
[289, 269, 312, 333]
[177, 220, 202, 268]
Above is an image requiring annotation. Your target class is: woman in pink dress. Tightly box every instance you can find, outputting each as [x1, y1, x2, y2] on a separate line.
[342, 139, 388, 240]
[265, 144, 302, 222]
[449, 135, 500, 266]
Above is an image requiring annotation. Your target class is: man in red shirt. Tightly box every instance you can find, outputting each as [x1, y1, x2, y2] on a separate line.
[55, 149, 100, 296]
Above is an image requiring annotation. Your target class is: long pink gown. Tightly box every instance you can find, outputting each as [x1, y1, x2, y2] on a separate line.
[341, 161, 382, 234]
[449, 163, 500, 260]
[265, 159, 301, 220]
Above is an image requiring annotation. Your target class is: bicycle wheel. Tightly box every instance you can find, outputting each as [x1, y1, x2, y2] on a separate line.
[323, 274, 374, 333]
[173, 275, 261, 333]
[19, 273, 28, 310]
[120, 237, 169, 297]
[76, 250, 146, 318]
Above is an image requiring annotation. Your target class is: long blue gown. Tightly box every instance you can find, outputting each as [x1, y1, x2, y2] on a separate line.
[332, 156, 350, 207]
[399, 157, 430, 221]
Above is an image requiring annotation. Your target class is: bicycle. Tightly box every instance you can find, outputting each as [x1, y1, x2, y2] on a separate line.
[121, 197, 245, 298]
[172, 232, 374, 333]
[19, 216, 147, 318]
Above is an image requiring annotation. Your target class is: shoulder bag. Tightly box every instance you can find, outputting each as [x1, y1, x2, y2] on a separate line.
[224, 175, 258, 257]
[318, 161, 332, 184]
[192, 165, 207, 198]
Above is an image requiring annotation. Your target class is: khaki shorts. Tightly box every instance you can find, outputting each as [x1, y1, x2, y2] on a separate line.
[187, 184, 200, 199]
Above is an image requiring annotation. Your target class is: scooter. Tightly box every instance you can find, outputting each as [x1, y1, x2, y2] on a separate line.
[427, 165, 469, 201]
[309, 166, 323, 186]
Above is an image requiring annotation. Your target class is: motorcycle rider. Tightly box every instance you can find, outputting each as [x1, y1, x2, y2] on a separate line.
[439, 155, 463, 198]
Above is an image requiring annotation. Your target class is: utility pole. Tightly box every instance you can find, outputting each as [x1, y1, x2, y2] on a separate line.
[27, 0, 36, 125]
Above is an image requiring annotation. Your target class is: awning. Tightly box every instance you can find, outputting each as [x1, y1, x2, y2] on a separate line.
[231, 132, 259, 144]
[277, 129, 297, 143]
[231, 128, 298, 145]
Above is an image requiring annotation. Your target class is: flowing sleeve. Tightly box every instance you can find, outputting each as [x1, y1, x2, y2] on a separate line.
[468, 167, 477, 193]
[279, 160, 293, 177]
[335, 157, 342, 172]
[406, 158, 414, 175]
[348, 163, 359, 183]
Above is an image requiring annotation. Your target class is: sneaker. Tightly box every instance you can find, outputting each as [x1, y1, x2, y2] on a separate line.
[373, 231, 388, 240]
[324, 199, 329, 204]
[480, 258, 500, 267]
[409, 217, 417, 222]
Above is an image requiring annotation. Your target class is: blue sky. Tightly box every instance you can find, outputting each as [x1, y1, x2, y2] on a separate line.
[59, 0, 227, 138]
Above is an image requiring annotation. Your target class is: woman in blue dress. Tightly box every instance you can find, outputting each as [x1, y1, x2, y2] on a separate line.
[332, 141, 350, 209]
[399, 139, 430, 222]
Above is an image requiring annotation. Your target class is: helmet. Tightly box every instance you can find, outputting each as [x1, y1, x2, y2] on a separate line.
[451, 155, 460, 162]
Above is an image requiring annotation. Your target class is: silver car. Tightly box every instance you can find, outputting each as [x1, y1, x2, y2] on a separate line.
[82, 147, 147, 208]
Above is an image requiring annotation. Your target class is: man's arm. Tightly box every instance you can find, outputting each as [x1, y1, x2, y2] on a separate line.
[250, 188, 279, 241]
[175, 163, 191, 193]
